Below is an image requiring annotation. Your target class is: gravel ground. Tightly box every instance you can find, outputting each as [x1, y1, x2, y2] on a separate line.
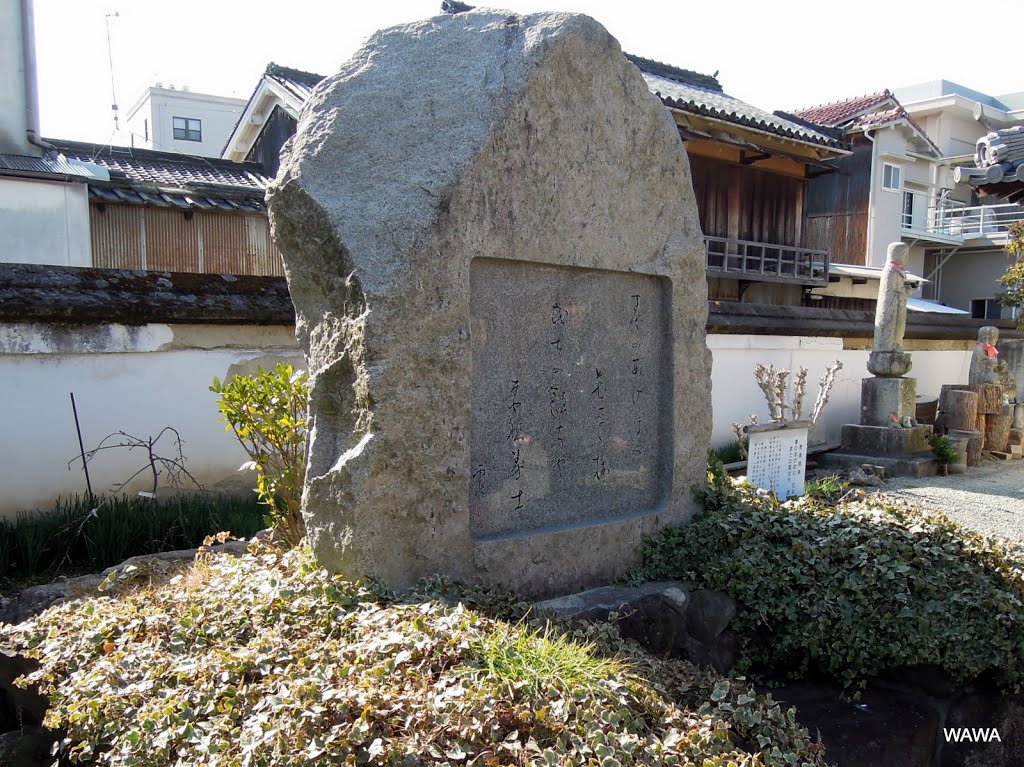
[872, 458, 1024, 545]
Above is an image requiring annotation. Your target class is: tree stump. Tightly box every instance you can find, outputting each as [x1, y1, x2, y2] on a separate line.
[949, 429, 983, 467]
[974, 413, 987, 435]
[970, 384, 1004, 415]
[939, 384, 970, 407]
[984, 413, 1012, 453]
[940, 390, 978, 433]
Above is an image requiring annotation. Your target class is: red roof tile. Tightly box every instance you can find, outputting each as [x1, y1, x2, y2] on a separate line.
[793, 91, 895, 127]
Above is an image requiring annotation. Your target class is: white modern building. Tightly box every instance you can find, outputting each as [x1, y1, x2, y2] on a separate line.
[896, 82, 1024, 318]
[126, 86, 246, 158]
[797, 82, 1024, 317]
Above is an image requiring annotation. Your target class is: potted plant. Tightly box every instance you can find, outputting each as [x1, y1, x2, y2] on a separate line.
[928, 433, 959, 476]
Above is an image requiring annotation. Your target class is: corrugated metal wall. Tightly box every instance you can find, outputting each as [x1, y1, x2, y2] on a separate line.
[90, 204, 144, 269]
[89, 204, 285, 276]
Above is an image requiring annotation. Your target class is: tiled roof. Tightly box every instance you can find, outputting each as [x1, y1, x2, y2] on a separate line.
[628, 55, 847, 150]
[0, 152, 96, 179]
[792, 91, 895, 127]
[624, 55, 722, 93]
[51, 139, 271, 212]
[793, 91, 940, 156]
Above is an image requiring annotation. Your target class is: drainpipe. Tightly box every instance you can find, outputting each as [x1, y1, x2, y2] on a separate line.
[21, 0, 58, 157]
[863, 127, 878, 267]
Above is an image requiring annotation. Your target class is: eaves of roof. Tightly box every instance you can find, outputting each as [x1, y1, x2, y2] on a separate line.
[850, 107, 941, 157]
[222, 62, 326, 159]
[631, 58, 848, 151]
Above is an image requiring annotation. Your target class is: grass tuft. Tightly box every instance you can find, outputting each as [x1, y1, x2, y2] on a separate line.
[0, 493, 265, 587]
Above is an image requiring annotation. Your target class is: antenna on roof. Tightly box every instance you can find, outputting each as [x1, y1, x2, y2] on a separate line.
[104, 11, 120, 132]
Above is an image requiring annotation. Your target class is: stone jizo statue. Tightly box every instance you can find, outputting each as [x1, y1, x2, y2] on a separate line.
[969, 325, 1017, 402]
[867, 242, 913, 377]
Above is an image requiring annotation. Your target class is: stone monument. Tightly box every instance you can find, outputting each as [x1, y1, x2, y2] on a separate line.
[268, 10, 711, 597]
[820, 243, 936, 476]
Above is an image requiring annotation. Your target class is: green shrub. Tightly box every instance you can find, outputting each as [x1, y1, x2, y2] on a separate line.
[710, 442, 745, 465]
[0, 494, 264, 585]
[211, 363, 309, 547]
[629, 470, 1024, 691]
[928, 433, 960, 467]
[1, 547, 831, 766]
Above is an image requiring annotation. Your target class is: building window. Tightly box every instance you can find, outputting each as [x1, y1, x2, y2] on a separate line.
[882, 163, 901, 192]
[970, 298, 1003, 320]
[902, 190, 915, 229]
[172, 116, 202, 142]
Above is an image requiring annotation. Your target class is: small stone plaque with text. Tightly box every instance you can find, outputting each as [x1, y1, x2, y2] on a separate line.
[745, 423, 810, 499]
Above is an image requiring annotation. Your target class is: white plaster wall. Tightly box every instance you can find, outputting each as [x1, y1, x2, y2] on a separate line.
[0, 177, 91, 266]
[0, 320, 977, 516]
[0, 0, 31, 155]
[865, 130, 908, 268]
[0, 322, 302, 516]
[707, 334, 972, 449]
[937, 250, 1016, 314]
[945, 112, 984, 158]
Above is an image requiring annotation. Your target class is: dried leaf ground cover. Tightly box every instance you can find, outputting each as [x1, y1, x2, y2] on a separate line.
[631, 465, 1024, 692]
[2, 546, 829, 766]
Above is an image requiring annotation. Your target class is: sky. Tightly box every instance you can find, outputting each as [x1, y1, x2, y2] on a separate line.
[33, 0, 1021, 148]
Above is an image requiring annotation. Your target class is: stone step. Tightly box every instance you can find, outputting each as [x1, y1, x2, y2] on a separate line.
[817, 450, 938, 478]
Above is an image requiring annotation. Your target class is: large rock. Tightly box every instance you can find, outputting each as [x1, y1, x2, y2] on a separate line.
[537, 582, 738, 672]
[269, 10, 710, 596]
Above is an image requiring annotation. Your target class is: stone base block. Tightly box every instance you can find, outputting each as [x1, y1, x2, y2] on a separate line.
[817, 450, 937, 478]
[841, 424, 933, 455]
[861, 377, 917, 427]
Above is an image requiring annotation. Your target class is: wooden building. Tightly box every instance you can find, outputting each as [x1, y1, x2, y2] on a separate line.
[628, 56, 850, 304]
[52, 139, 283, 276]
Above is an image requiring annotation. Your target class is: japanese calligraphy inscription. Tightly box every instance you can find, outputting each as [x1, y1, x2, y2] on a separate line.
[746, 427, 808, 500]
[469, 258, 672, 540]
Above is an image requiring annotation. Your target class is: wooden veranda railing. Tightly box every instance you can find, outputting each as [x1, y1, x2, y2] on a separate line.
[704, 236, 829, 286]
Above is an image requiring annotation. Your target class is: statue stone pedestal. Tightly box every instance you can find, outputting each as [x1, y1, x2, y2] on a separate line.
[819, 243, 937, 478]
[860, 376, 916, 426]
[820, 420, 937, 478]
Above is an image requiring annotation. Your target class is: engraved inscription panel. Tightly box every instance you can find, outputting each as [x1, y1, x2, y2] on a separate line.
[746, 428, 808, 499]
[469, 258, 672, 540]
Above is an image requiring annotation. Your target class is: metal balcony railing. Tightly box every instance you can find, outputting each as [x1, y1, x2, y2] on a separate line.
[948, 203, 1024, 239]
[704, 236, 829, 286]
[900, 189, 1024, 243]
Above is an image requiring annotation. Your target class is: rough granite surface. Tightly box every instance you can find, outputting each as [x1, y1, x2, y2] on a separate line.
[268, 9, 711, 597]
